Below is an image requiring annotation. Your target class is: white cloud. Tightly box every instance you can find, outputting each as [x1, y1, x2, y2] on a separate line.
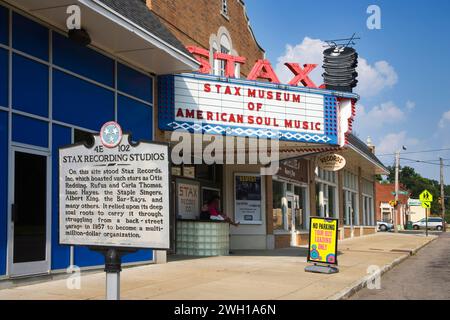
[356, 59, 398, 97]
[406, 100, 416, 111]
[275, 37, 398, 98]
[275, 37, 324, 86]
[438, 110, 450, 128]
[355, 101, 405, 132]
[376, 131, 419, 155]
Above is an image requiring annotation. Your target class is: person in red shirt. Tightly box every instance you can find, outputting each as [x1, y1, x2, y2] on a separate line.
[207, 196, 239, 226]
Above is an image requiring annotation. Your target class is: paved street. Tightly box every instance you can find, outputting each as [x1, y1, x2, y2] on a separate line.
[0, 233, 435, 300]
[351, 232, 450, 300]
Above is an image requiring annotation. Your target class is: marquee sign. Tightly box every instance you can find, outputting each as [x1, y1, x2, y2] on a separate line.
[159, 73, 357, 145]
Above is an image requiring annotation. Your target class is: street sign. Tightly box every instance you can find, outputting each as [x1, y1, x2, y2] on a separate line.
[391, 191, 408, 196]
[408, 199, 422, 206]
[59, 123, 170, 249]
[421, 201, 431, 209]
[419, 190, 433, 203]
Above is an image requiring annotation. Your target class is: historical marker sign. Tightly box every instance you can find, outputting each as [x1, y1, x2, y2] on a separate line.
[59, 123, 170, 249]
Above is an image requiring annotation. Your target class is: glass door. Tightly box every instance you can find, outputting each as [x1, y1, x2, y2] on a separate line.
[9, 148, 50, 276]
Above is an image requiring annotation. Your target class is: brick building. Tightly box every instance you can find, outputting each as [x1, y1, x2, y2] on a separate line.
[375, 183, 410, 228]
[147, 0, 265, 77]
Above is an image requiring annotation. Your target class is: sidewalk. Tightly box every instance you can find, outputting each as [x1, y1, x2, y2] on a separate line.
[0, 233, 436, 300]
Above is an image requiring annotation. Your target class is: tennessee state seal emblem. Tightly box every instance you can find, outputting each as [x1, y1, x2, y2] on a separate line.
[100, 121, 122, 148]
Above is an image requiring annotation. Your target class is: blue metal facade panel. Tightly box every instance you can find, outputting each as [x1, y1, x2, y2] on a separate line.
[12, 12, 48, 61]
[0, 111, 8, 276]
[0, 48, 7, 108]
[122, 249, 153, 264]
[12, 114, 48, 148]
[52, 70, 114, 131]
[118, 94, 153, 141]
[0, 4, 8, 46]
[74, 246, 104, 268]
[117, 63, 153, 103]
[12, 54, 49, 117]
[52, 32, 114, 87]
[51, 124, 71, 270]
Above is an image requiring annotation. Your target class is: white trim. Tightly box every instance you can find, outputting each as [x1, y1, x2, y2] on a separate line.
[348, 143, 389, 174]
[5, 7, 12, 277]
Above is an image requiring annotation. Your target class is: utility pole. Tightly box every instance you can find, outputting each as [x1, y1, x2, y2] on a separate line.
[394, 151, 400, 233]
[441, 158, 446, 232]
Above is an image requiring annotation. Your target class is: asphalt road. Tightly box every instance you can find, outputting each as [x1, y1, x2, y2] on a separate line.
[351, 232, 450, 300]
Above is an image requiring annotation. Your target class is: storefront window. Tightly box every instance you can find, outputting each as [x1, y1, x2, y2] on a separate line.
[362, 179, 374, 226]
[196, 164, 215, 182]
[315, 182, 337, 219]
[343, 170, 359, 226]
[273, 180, 284, 230]
[315, 183, 321, 217]
[273, 180, 308, 231]
[328, 185, 336, 218]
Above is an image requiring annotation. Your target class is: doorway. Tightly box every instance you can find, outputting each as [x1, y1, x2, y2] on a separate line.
[9, 148, 50, 276]
[286, 193, 300, 246]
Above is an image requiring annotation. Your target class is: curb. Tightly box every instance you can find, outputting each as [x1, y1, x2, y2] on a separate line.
[327, 236, 437, 300]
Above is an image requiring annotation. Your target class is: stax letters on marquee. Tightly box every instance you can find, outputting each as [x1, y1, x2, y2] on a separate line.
[186, 46, 321, 88]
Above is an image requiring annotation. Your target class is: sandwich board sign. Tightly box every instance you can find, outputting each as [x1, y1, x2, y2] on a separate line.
[305, 217, 339, 274]
[59, 122, 170, 249]
[59, 122, 170, 300]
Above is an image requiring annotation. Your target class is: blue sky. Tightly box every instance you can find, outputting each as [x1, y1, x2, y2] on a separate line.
[245, 0, 450, 180]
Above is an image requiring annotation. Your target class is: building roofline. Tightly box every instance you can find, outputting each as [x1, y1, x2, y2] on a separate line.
[237, 0, 266, 55]
[346, 134, 389, 174]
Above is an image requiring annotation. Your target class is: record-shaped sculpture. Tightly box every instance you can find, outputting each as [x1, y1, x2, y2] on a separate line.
[323, 46, 359, 93]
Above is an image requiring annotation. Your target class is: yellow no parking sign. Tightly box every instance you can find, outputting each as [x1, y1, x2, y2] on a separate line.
[307, 217, 339, 265]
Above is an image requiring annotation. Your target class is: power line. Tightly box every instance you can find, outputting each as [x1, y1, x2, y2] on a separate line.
[399, 157, 450, 167]
[376, 148, 450, 157]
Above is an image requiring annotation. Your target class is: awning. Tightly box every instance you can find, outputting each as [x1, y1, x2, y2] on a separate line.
[6, 0, 200, 74]
[340, 134, 389, 175]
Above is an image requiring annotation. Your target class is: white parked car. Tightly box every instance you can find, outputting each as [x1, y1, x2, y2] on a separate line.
[377, 221, 394, 232]
[412, 217, 444, 231]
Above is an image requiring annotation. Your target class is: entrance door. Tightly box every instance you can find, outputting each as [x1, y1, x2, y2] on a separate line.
[286, 194, 300, 246]
[9, 148, 50, 276]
